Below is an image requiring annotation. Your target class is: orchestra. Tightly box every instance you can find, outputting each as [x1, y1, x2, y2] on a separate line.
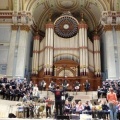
[1, 77, 120, 119]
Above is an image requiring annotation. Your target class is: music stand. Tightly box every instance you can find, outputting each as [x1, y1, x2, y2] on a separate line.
[68, 96, 74, 102]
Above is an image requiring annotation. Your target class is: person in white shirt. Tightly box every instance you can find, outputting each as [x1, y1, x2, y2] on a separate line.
[32, 84, 39, 100]
[76, 101, 84, 114]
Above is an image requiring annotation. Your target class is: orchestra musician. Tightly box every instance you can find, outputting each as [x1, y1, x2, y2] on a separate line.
[83, 80, 90, 94]
[39, 80, 46, 91]
[74, 81, 80, 95]
[62, 80, 69, 90]
[49, 81, 55, 90]
[1, 84, 6, 99]
[32, 84, 40, 101]
[45, 97, 52, 118]
[6, 86, 15, 100]
[22, 93, 31, 118]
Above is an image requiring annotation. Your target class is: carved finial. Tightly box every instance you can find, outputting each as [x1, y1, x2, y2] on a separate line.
[48, 11, 52, 22]
[81, 13, 84, 21]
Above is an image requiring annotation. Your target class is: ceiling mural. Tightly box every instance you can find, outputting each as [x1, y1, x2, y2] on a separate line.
[0, 0, 120, 34]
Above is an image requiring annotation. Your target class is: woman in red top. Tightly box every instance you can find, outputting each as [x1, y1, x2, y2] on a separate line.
[107, 87, 118, 120]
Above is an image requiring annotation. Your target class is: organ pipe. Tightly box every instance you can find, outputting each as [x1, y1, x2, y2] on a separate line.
[78, 14, 88, 75]
[32, 32, 40, 74]
[93, 30, 101, 77]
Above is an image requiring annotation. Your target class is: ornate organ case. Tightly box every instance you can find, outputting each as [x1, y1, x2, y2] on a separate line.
[31, 12, 101, 91]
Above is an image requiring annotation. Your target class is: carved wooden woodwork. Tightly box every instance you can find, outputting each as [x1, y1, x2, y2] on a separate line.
[31, 59, 102, 91]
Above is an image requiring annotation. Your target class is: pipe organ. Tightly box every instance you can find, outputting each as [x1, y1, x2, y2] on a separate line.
[31, 12, 101, 90]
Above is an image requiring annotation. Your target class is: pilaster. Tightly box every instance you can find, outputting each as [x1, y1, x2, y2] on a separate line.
[6, 25, 18, 77]
[15, 25, 30, 78]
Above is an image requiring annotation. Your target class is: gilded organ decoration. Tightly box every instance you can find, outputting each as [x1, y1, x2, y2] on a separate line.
[54, 12, 78, 38]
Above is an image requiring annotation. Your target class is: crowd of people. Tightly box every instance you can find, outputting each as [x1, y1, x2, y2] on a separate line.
[97, 80, 120, 99]
[2, 76, 120, 119]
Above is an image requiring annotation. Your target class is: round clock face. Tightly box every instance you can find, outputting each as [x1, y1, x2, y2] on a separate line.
[54, 15, 78, 38]
[63, 24, 69, 29]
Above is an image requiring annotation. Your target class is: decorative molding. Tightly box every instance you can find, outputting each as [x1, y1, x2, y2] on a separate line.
[46, 23, 54, 29]
[115, 25, 120, 31]
[104, 25, 113, 31]
[11, 25, 18, 30]
[20, 25, 30, 31]
[101, 11, 120, 25]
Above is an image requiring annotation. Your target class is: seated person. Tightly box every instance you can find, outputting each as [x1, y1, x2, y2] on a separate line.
[95, 100, 103, 119]
[105, 81, 110, 90]
[97, 86, 107, 98]
[22, 93, 30, 103]
[117, 101, 120, 120]
[64, 100, 71, 115]
[101, 100, 110, 119]
[49, 81, 55, 90]
[82, 101, 92, 115]
[76, 101, 84, 114]
[45, 97, 53, 118]
[62, 80, 69, 90]
[118, 81, 120, 87]
[39, 80, 46, 91]
[71, 101, 76, 114]
[32, 84, 40, 100]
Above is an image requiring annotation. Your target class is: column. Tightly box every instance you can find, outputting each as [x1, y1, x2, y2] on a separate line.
[15, 25, 30, 78]
[115, 25, 120, 78]
[6, 25, 18, 77]
[104, 25, 116, 79]
[32, 32, 40, 74]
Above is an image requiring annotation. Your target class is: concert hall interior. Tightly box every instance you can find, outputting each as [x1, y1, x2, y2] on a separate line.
[0, 0, 120, 120]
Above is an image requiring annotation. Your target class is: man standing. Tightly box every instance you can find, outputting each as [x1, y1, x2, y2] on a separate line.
[107, 87, 118, 120]
[50, 85, 64, 116]
[84, 80, 90, 94]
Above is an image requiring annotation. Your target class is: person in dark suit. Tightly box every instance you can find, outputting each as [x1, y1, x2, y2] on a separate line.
[101, 86, 108, 98]
[39, 80, 46, 91]
[1, 84, 6, 99]
[83, 80, 90, 94]
[50, 85, 64, 116]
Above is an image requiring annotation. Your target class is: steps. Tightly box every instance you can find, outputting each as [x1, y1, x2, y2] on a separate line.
[40, 91, 98, 102]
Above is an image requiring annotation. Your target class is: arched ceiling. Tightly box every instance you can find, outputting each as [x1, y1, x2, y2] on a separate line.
[25, 0, 113, 33]
[0, 0, 120, 34]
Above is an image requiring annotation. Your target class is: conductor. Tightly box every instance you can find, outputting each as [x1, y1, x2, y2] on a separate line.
[50, 85, 64, 116]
